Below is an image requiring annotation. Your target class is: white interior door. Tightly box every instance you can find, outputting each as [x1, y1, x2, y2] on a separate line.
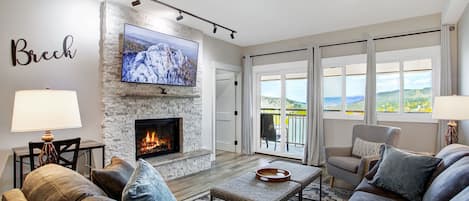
[215, 71, 237, 152]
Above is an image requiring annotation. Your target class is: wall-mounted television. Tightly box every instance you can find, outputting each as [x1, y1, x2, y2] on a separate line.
[121, 24, 199, 87]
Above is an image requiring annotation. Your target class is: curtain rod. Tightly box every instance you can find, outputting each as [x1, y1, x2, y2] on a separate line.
[319, 39, 367, 48]
[319, 27, 441, 48]
[243, 27, 442, 59]
[373, 28, 440, 41]
[243, 48, 308, 59]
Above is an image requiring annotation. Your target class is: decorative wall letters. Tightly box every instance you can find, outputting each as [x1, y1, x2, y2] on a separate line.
[11, 35, 77, 66]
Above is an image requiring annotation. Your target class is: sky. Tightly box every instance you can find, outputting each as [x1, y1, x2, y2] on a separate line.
[262, 70, 431, 101]
[261, 79, 307, 103]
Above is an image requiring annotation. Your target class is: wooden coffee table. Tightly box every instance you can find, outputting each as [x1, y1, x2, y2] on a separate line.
[210, 172, 302, 201]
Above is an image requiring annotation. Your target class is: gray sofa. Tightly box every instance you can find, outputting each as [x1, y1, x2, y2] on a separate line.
[2, 164, 114, 201]
[349, 144, 469, 201]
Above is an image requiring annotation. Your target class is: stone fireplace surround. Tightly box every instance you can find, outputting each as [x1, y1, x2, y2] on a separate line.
[100, 2, 211, 180]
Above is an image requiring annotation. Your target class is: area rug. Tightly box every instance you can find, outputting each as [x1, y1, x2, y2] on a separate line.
[188, 181, 352, 201]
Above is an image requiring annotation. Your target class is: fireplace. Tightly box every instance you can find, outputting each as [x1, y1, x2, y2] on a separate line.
[135, 118, 182, 159]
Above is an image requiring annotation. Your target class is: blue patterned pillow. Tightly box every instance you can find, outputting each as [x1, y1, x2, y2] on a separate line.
[369, 145, 441, 201]
[122, 159, 176, 201]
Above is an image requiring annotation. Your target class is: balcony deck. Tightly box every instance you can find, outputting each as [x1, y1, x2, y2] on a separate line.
[259, 108, 307, 158]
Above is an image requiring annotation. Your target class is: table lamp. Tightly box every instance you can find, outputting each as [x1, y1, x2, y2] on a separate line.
[11, 90, 82, 166]
[432, 96, 469, 145]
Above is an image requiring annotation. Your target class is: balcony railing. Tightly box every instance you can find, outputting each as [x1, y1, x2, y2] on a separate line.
[260, 108, 307, 146]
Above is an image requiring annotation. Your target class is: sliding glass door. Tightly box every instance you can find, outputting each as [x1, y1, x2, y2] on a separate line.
[253, 61, 307, 158]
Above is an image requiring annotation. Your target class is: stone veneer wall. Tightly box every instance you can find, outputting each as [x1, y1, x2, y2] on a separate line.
[100, 2, 210, 179]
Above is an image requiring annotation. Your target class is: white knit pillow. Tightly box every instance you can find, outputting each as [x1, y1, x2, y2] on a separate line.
[352, 138, 383, 157]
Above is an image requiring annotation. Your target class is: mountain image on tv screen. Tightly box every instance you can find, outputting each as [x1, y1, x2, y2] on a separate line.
[121, 24, 199, 86]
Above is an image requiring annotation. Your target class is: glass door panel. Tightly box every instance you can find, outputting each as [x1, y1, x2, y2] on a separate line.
[285, 73, 307, 157]
[259, 75, 282, 153]
[257, 71, 306, 158]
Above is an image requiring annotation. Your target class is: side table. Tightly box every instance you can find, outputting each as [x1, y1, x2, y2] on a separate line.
[12, 140, 105, 188]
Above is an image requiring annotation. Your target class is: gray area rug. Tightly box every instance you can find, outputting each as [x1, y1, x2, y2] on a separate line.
[189, 181, 352, 201]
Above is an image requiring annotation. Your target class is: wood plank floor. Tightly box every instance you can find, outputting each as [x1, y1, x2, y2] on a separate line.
[167, 150, 298, 201]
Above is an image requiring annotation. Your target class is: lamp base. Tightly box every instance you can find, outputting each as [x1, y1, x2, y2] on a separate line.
[38, 130, 58, 166]
[445, 121, 459, 145]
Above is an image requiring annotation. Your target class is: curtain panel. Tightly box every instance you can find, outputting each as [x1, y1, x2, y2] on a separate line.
[242, 56, 254, 155]
[304, 46, 325, 166]
[364, 37, 377, 125]
[437, 24, 455, 150]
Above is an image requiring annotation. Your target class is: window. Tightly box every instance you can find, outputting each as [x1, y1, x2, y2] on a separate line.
[345, 64, 366, 113]
[324, 67, 342, 111]
[322, 46, 439, 122]
[322, 54, 367, 119]
[403, 59, 433, 113]
[375, 46, 439, 122]
[376, 62, 400, 113]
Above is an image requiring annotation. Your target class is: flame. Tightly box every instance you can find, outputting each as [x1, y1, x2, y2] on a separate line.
[146, 131, 151, 143]
[140, 130, 171, 154]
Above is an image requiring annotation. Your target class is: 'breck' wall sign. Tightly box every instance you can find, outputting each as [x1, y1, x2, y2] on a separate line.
[11, 35, 77, 66]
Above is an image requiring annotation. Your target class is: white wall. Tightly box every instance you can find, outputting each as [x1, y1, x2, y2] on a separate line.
[0, 0, 242, 193]
[201, 35, 242, 156]
[458, 4, 469, 145]
[0, 0, 102, 193]
[244, 14, 442, 153]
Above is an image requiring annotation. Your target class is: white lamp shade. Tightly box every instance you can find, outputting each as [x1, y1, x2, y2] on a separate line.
[11, 90, 82, 132]
[432, 96, 469, 120]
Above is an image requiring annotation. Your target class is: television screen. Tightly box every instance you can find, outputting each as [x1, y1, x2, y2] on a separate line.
[121, 24, 199, 86]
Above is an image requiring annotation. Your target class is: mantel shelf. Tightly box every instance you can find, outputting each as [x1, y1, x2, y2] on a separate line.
[118, 92, 200, 98]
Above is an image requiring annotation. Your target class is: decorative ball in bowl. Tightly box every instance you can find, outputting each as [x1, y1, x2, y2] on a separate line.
[256, 168, 291, 182]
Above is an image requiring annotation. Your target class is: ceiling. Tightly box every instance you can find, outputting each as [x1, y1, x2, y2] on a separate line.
[112, 0, 447, 47]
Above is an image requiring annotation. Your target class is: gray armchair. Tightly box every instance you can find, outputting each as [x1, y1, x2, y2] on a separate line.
[325, 124, 401, 187]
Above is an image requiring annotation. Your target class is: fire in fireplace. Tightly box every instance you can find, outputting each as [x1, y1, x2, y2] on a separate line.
[135, 118, 182, 159]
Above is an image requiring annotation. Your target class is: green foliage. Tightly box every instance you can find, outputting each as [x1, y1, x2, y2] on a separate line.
[261, 87, 432, 114]
[404, 88, 432, 112]
[261, 96, 306, 109]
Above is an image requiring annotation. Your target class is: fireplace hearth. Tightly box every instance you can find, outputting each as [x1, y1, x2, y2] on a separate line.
[135, 118, 182, 159]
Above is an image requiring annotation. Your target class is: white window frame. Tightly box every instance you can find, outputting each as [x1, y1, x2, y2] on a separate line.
[322, 46, 440, 123]
[252, 60, 308, 159]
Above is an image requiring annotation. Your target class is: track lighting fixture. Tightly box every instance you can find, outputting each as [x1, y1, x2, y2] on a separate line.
[146, 0, 237, 39]
[176, 11, 183, 21]
[131, 0, 141, 7]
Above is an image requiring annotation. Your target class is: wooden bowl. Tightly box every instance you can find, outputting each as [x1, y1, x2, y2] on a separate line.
[255, 168, 291, 182]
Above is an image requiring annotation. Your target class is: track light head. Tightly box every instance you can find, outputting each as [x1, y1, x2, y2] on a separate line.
[131, 0, 141, 7]
[213, 25, 217, 34]
[176, 11, 183, 21]
[230, 31, 235, 39]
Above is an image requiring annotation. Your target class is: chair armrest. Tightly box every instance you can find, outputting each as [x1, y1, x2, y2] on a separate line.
[401, 149, 435, 156]
[325, 146, 352, 160]
[2, 189, 28, 201]
[358, 155, 380, 176]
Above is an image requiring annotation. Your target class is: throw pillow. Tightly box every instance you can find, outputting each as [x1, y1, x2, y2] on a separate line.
[352, 137, 383, 157]
[369, 145, 441, 201]
[122, 159, 176, 201]
[364, 144, 385, 180]
[91, 156, 135, 200]
[22, 164, 107, 201]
